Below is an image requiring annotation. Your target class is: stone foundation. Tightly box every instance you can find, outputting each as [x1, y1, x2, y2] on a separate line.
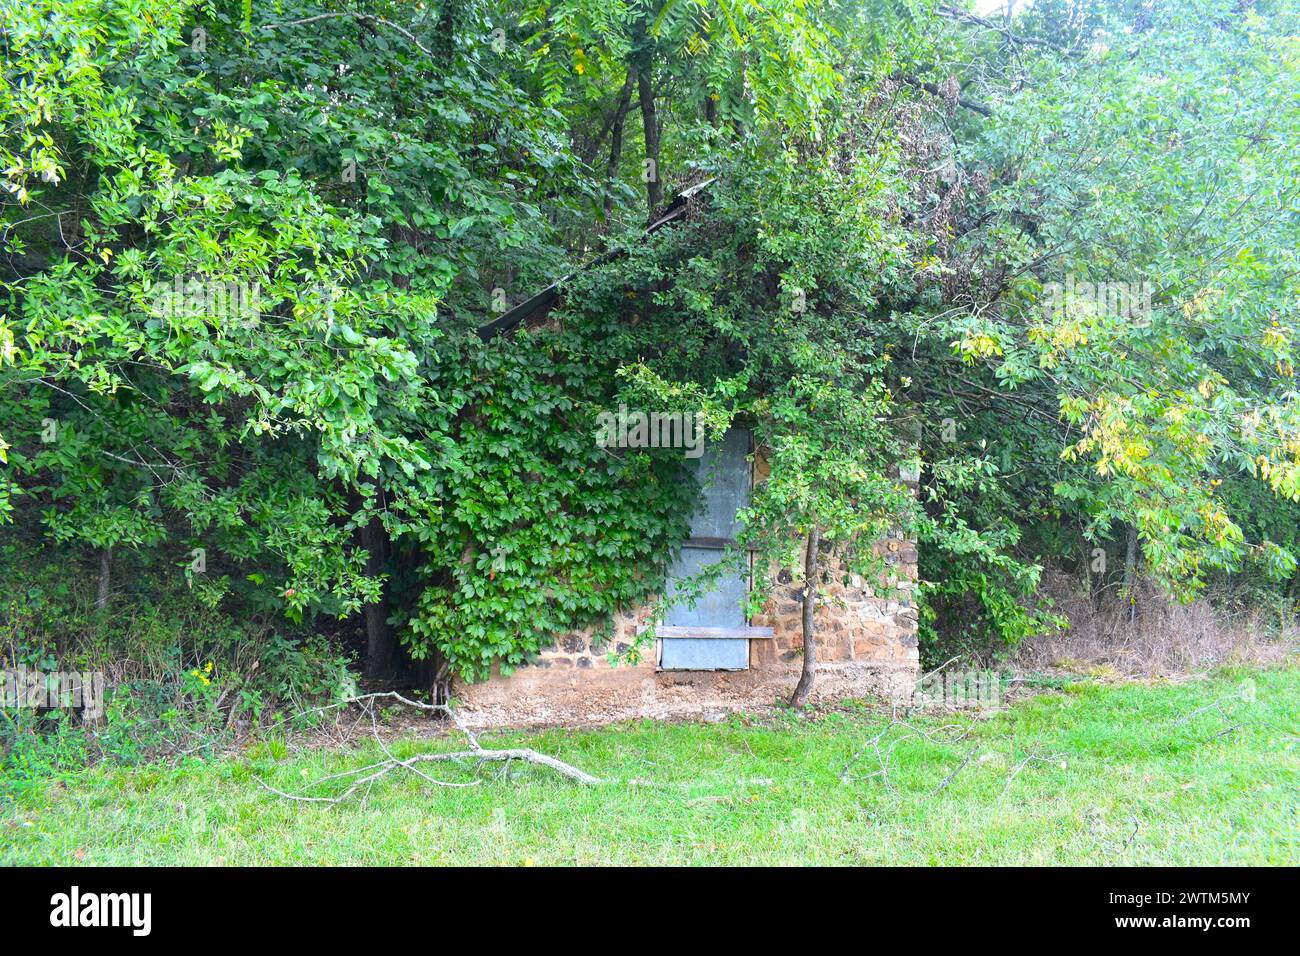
[453, 534, 920, 729]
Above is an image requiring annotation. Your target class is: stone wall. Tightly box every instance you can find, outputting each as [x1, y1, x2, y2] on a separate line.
[452, 532, 920, 729]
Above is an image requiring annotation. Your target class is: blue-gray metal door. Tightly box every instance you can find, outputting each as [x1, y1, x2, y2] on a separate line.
[660, 428, 752, 670]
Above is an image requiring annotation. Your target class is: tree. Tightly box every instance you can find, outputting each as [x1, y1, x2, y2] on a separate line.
[3, 0, 1298, 703]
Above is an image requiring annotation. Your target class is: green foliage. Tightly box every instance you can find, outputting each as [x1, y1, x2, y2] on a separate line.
[392, 329, 699, 678]
[945, 0, 1300, 590]
[0, 0, 606, 679]
[2, 0, 1298, 693]
[0, 536, 356, 796]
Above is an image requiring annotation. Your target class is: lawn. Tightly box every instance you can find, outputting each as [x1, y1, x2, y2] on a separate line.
[2, 666, 1296, 865]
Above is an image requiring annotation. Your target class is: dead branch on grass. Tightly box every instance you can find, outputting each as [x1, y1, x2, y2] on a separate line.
[1000, 751, 1065, 798]
[1170, 692, 1237, 727]
[1161, 689, 1258, 751]
[929, 748, 979, 796]
[840, 707, 1068, 799]
[256, 692, 602, 804]
[839, 716, 968, 788]
[1086, 808, 1143, 856]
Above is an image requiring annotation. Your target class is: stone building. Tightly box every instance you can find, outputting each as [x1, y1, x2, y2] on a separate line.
[454, 425, 920, 729]
[459, 181, 920, 728]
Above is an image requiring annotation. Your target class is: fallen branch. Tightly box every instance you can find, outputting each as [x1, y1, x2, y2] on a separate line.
[840, 717, 967, 787]
[1000, 731, 1065, 799]
[1123, 816, 1141, 850]
[257, 692, 602, 804]
[1161, 692, 1256, 753]
[405, 747, 603, 785]
[929, 748, 978, 796]
[1169, 693, 1233, 727]
[999, 752, 1063, 798]
[1086, 808, 1143, 857]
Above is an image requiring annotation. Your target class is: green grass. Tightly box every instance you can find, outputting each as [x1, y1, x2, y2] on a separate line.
[3, 667, 1297, 865]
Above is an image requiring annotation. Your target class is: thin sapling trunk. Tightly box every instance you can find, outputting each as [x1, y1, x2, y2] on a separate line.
[789, 526, 821, 709]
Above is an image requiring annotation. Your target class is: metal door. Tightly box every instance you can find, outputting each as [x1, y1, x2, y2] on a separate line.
[659, 428, 755, 670]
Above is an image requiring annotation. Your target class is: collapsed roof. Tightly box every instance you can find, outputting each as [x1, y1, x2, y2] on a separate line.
[476, 178, 716, 341]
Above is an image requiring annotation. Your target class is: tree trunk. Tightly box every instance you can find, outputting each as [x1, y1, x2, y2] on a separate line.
[361, 513, 396, 680]
[96, 547, 112, 611]
[1123, 524, 1139, 624]
[626, 5, 662, 221]
[636, 63, 662, 215]
[789, 526, 821, 709]
[604, 70, 635, 216]
[414, 649, 451, 707]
